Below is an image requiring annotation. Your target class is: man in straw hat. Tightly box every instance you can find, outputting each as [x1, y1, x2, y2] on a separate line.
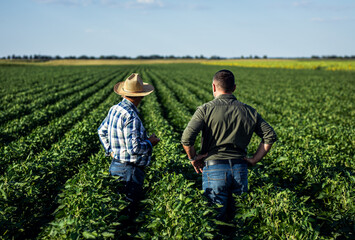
[98, 73, 160, 221]
[181, 69, 277, 235]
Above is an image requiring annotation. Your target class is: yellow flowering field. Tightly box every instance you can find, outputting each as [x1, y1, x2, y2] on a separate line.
[203, 59, 355, 71]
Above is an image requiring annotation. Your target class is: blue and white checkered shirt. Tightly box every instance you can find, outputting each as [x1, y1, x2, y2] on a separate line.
[98, 98, 153, 167]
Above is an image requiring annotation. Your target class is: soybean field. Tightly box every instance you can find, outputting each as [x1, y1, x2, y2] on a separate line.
[0, 63, 354, 239]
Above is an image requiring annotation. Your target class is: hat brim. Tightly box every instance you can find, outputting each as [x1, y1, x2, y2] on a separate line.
[114, 81, 154, 97]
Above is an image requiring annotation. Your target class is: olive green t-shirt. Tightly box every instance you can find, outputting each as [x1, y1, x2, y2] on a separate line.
[181, 94, 277, 161]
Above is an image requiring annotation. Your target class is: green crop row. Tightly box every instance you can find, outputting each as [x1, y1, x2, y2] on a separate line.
[0, 80, 119, 238]
[0, 66, 101, 108]
[0, 70, 128, 174]
[145, 64, 354, 239]
[0, 70, 119, 147]
[0, 69, 116, 125]
[37, 150, 129, 239]
[0, 64, 353, 239]
[136, 71, 218, 239]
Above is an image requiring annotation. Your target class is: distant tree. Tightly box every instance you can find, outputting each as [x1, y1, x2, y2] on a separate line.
[311, 55, 320, 59]
[210, 55, 221, 59]
[137, 55, 148, 59]
[149, 55, 164, 59]
[263, 55, 268, 59]
[195, 55, 206, 59]
[78, 55, 89, 59]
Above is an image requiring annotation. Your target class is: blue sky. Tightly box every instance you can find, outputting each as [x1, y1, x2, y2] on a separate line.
[0, 0, 354, 58]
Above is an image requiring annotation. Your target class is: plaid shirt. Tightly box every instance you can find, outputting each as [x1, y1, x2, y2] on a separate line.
[98, 98, 152, 167]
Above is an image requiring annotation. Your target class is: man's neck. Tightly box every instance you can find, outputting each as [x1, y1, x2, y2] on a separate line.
[123, 96, 143, 107]
[213, 91, 233, 98]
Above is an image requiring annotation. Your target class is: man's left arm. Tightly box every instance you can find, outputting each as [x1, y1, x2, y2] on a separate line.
[125, 117, 159, 156]
[246, 113, 277, 165]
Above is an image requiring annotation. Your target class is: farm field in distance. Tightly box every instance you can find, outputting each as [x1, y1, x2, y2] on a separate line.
[0, 60, 354, 239]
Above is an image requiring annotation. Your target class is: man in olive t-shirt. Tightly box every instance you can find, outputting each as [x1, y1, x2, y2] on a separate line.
[181, 69, 277, 223]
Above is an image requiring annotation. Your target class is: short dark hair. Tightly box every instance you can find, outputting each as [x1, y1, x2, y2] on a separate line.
[213, 69, 235, 92]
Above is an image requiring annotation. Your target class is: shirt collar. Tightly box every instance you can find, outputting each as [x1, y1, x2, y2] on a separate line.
[216, 94, 237, 100]
[122, 98, 140, 115]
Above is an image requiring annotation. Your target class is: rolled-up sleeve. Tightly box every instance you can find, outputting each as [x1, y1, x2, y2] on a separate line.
[254, 113, 277, 144]
[181, 107, 205, 146]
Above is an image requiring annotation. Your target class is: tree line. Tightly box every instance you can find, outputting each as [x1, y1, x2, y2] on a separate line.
[2, 54, 355, 61]
[1, 54, 223, 61]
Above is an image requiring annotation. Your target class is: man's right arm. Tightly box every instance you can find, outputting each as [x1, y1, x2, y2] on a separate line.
[181, 107, 204, 147]
[181, 107, 207, 173]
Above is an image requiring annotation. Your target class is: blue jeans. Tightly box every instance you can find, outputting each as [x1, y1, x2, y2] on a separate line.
[202, 161, 248, 222]
[109, 162, 145, 218]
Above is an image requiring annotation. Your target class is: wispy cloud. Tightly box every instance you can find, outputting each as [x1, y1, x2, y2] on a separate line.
[293, 0, 310, 7]
[311, 16, 354, 22]
[293, 0, 355, 12]
[84, 28, 95, 33]
[123, 0, 166, 9]
[33, 0, 209, 10]
[310, 17, 325, 22]
[33, 0, 93, 6]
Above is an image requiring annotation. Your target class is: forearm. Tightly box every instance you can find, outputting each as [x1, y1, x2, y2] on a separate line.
[247, 142, 272, 165]
[182, 144, 208, 174]
[182, 145, 196, 160]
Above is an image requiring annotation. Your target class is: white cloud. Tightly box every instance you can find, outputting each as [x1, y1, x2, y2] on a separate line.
[137, 0, 155, 4]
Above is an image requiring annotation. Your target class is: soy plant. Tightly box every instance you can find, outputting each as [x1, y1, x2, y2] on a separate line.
[137, 173, 217, 240]
[38, 151, 129, 240]
[234, 185, 320, 240]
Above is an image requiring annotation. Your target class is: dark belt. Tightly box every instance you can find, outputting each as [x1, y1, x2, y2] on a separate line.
[114, 159, 146, 170]
[205, 159, 247, 166]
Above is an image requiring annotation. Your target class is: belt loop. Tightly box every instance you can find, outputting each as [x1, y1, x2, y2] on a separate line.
[228, 159, 233, 168]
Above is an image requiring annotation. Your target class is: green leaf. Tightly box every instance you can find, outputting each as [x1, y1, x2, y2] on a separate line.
[102, 232, 115, 238]
[82, 231, 96, 239]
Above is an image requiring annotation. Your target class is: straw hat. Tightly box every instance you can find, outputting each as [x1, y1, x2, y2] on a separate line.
[114, 73, 154, 97]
